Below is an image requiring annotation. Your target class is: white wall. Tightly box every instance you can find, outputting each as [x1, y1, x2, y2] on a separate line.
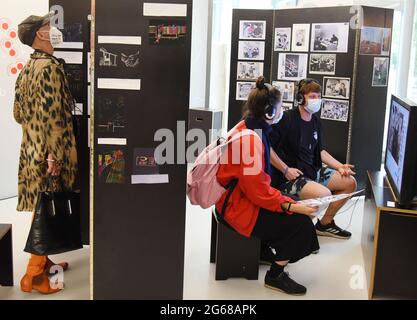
[0, 0, 48, 199]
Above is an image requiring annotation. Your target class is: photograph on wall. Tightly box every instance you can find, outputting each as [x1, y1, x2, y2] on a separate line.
[323, 77, 351, 100]
[61, 22, 83, 43]
[236, 81, 256, 101]
[359, 26, 383, 55]
[237, 61, 264, 81]
[283, 102, 293, 112]
[386, 100, 409, 190]
[239, 20, 266, 40]
[98, 149, 126, 184]
[321, 99, 350, 122]
[272, 81, 295, 102]
[132, 148, 159, 176]
[63, 64, 84, 101]
[309, 53, 336, 75]
[99, 47, 118, 67]
[372, 57, 390, 87]
[382, 28, 392, 56]
[149, 20, 187, 45]
[97, 96, 126, 134]
[291, 24, 310, 52]
[278, 53, 308, 81]
[311, 23, 350, 53]
[121, 50, 140, 68]
[238, 41, 265, 61]
[274, 27, 291, 51]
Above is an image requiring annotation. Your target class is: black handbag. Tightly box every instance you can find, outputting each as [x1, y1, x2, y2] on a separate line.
[24, 176, 83, 256]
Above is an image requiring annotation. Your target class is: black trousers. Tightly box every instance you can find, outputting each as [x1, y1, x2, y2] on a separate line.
[252, 209, 320, 264]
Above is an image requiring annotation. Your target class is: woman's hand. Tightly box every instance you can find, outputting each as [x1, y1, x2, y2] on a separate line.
[285, 168, 303, 181]
[284, 203, 319, 217]
[338, 164, 356, 177]
[47, 154, 61, 177]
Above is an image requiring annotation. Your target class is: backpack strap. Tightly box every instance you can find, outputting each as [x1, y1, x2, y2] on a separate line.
[215, 179, 239, 223]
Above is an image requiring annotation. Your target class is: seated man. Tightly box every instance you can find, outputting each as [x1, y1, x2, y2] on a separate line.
[269, 78, 357, 240]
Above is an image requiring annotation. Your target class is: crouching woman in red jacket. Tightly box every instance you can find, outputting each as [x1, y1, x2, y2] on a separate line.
[216, 77, 320, 296]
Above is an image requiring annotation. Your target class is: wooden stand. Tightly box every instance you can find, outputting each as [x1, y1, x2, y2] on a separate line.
[362, 171, 417, 299]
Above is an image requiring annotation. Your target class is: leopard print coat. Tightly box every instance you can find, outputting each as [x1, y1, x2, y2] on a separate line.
[13, 51, 78, 212]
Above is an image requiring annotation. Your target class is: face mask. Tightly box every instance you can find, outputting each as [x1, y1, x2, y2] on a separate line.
[305, 98, 322, 114]
[48, 26, 63, 48]
[272, 110, 283, 125]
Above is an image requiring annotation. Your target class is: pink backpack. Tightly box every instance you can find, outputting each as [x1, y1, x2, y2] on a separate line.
[187, 122, 259, 210]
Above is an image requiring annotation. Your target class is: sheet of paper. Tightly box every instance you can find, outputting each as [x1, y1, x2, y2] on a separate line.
[98, 36, 142, 45]
[387, 201, 396, 208]
[54, 51, 83, 64]
[298, 189, 365, 208]
[143, 3, 187, 17]
[74, 103, 83, 115]
[97, 78, 141, 91]
[131, 174, 169, 185]
[98, 138, 127, 146]
[87, 117, 91, 148]
[87, 85, 91, 115]
[55, 42, 84, 49]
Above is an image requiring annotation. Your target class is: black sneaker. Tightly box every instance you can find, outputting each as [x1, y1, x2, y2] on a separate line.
[316, 220, 352, 240]
[265, 271, 307, 296]
[260, 245, 276, 266]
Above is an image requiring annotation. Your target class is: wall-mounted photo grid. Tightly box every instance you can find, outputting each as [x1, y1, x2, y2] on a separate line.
[236, 20, 267, 101]
[271, 22, 355, 121]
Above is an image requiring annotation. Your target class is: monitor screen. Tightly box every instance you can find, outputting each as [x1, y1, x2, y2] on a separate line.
[386, 99, 410, 194]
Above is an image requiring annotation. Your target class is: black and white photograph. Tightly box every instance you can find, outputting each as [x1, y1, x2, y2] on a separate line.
[283, 102, 293, 111]
[382, 28, 392, 56]
[237, 61, 264, 81]
[274, 27, 291, 51]
[278, 53, 308, 81]
[360, 26, 383, 55]
[292, 24, 310, 52]
[272, 81, 295, 102]
[309, 53, 336, 75]
[238, 41, 265, 61]
[372, 57, 390, 87]
[239, 20, 266, 40]
[323, 77, 351, 100]
[311, 22, 350, 53]
[236, 82, 256, 101]
[321, 99, 350, 122]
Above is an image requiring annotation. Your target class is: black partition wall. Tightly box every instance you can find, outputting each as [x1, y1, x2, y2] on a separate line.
[228, 6, 393, 186]
[93, 0, 193, 300]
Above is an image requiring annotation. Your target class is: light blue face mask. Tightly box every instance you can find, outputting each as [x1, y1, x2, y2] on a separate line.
[272, 110, 283, 125]
[305, 98, 322, 114]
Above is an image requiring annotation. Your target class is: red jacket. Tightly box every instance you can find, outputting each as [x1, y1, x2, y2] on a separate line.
[215, 121, 296, 238]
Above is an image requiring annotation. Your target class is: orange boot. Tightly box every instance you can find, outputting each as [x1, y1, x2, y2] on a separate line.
[20, 255, 62, 295]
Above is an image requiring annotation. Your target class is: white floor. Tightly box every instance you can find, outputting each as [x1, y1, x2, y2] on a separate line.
[0, 196, 368, 300]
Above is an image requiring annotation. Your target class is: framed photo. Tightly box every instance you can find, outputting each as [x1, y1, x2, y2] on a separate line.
[239, 20, 267, 40]
[282, 102, 293, 112]
[321, 99, 350, 122]
[382, 28, 392, 56]
[309, 53, 336, 75]
[311, 22, 350, 53]
[238, 41, 265, 61]
[292, 24, 310, 52]
[372, 57, 390, 87]
[272, 81, 295, 102]
[274, 27, 291, 51]
[323, 77, 351, 100]
[237, 61, 264, 81]
[278, 53, 308, 81]
[360, 27, 383, 55]
[236, 82, 256, 101]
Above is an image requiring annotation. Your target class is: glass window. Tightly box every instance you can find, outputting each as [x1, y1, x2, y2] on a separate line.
[407, 2, 417, 102]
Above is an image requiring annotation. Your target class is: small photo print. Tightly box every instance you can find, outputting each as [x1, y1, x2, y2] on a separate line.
[133, 148, 159, 176]
[309, 53, 336, 75]
[282, 102, 293, 112]
[278, 53, 308, 81]
[372, 57, 390, 87]
[292, 24, 310, 52]
[272, 81, 295, 102]
[323, 77, 351, 100]
[360, 27, 383, 55]
[274, 27, 291, 51]
[149, 20, 187, 45]
[97, 96, 126, 134]
[382, 28, 392, 56]
[237, 61, 264, 81]
[238, 41, 265, 61]
[239, 20, 266, 40]
[236, 82, 256, 101]
[98, 150, 126, 184]
[311, 23, 350, 53]
[321, 99, 350, 122]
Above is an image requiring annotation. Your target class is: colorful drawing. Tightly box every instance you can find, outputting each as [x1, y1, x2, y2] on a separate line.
[98, 150, 126, 184]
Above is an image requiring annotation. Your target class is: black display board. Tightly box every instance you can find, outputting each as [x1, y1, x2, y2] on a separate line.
[93, 0, 192, 300]
[50, 0, 91, 244]
[228, 6, 393, 186]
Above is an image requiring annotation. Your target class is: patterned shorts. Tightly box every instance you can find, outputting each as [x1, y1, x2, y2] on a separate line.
[280, 167, 337, 198]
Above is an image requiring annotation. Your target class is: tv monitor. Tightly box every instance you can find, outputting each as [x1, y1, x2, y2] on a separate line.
[385, 95, 417, 208]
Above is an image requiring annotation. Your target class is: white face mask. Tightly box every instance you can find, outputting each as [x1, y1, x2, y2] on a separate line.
[48, 26, 63, 48]
[272, 110, 283, 125]
[305, 98, 322, 114]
